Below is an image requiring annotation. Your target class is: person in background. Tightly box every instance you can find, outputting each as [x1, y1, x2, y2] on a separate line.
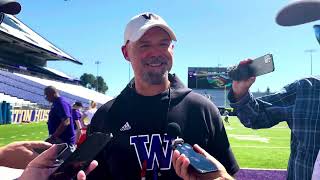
[77, 101, 98, 146]
[72, 101, 84, 144]
[44, 86, 76, 151]
[81, 101, 97, 126]
[223, 110, 230, 125]
[228, 0, 320, 179]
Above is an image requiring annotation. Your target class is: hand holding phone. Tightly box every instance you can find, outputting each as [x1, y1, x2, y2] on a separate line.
[172, 138, 218, 174]
[49, 132, 112, 180]
[228, 54, 275, 81]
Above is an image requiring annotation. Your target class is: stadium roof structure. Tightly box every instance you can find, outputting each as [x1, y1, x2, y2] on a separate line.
[0, 13, 82, 65]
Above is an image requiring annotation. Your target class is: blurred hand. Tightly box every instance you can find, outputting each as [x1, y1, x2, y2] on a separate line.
[0, 141, 52, 169]
[232, 59, 256, 101]
[172, 144, 234, 180]
[19, 144, 98, 180]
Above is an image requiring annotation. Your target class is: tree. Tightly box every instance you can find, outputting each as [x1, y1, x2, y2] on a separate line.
[80, 73, 96, 89]
[80, 73, 108, 93]
[94, 76, 108, 93]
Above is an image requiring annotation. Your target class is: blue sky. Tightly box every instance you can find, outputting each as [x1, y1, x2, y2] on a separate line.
[17, 0, 320, 97]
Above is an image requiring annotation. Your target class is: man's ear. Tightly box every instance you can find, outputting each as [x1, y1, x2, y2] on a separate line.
[121, 45, 130, 62]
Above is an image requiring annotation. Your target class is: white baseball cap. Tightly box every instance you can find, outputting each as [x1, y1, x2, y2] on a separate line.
[276, 0, 320, 26]
[123, 12, 177, 45]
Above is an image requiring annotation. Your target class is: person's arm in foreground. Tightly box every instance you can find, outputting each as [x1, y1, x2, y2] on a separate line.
[229, 59, 297, 129]
[0, 141, 52, 169]
[19, 144, 98, 180]
[172, 144, 234, 180]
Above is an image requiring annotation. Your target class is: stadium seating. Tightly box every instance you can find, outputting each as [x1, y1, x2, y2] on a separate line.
[0, 69, 104, 107]
[16, 73, 112, 105]
[0, 93, 35, 107]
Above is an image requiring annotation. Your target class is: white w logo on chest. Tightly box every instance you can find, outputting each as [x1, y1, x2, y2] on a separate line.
[130, 134, 173, 171]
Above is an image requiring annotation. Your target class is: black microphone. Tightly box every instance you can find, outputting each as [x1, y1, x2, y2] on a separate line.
[167, 122, 219, 174]
[167, 122, 182, 138]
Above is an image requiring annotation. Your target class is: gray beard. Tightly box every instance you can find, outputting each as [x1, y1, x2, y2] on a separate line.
[141, 56, 170, 85]
[142, 70, 168, 85]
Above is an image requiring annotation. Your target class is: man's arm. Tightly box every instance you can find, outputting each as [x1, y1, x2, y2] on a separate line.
[229, 79, 298, 129]
[52, 117, 70, 138]
[75, 119, 83, 130]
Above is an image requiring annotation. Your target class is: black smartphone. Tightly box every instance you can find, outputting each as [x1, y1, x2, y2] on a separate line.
[249, 54, 274, 76]
[228, 54, 275, 81]
[33, 143, 69, 160]
[49, 132, 112, 180]
[172, 139, 218, 174]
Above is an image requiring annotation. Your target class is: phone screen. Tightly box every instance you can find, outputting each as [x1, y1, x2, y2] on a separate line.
[49, 132, 112, 180]
[175, 143, 218, 174]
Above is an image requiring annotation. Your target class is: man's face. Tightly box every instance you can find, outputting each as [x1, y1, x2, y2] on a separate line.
[123, 27, 174, 85]
[44, 90, 54, 102]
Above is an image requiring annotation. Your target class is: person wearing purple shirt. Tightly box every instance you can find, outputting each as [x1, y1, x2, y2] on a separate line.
[44, 86, 76, 148]
[72, 101, 83, 143]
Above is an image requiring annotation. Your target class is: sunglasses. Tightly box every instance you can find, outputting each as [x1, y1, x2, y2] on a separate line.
[313, 25, 320, 45]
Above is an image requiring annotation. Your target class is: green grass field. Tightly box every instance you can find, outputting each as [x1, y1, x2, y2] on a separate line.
[225, 116, 290, 169]
[0, 116, 290, 169]
[0, 122, 48, 146]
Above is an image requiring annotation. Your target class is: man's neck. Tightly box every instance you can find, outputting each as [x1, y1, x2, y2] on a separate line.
[134, 78, 170, 96]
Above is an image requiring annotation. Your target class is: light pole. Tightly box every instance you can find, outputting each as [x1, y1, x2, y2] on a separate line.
[305, 49, 317, 75]
[95, 60, 101, 92]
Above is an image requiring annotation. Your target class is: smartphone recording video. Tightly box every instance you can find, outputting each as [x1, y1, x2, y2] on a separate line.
[173, 139, 218, 174]
[228, 54, 275, 81]
[49, 132, 112, 180]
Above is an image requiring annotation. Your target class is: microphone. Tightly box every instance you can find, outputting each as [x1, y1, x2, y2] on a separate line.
[167, 122, 182, 138]
[167, 122, 219, 174]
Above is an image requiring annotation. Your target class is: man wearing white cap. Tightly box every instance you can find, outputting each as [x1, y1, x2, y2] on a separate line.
[228, 0, 320, 179]
[88, 12, 239, 179]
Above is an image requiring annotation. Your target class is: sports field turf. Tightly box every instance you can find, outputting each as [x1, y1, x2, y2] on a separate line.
[0, 116, 290, 169]
[225, 116, 290, 169]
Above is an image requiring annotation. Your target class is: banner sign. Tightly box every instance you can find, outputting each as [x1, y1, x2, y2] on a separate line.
[12, 109, 49, 124]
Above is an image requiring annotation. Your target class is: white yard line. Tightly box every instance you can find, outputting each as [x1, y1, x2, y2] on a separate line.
[232, 145, 289, 149]
[240, 167, 287, 171]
